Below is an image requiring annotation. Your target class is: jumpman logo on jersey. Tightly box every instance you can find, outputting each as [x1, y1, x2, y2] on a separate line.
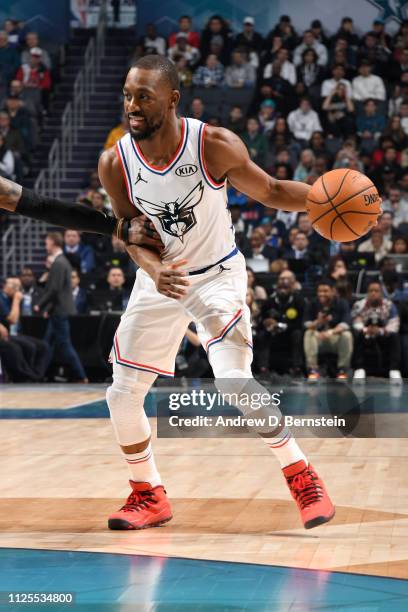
[134, 181, 204, 242]
[134, 168, 148, 186]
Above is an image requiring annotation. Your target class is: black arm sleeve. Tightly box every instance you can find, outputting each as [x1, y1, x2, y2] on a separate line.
[16, 188, 117, 236]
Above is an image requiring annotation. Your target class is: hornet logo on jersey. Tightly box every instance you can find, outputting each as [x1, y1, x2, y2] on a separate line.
[135, 181, 204, 241]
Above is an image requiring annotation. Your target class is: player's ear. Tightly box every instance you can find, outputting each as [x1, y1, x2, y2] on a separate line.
[170, 89, 180, 109]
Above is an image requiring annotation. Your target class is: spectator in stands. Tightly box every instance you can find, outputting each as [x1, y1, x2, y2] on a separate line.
[322, 82, 355, 138]
[96, 267, 129, 312]
[190, 97, 208, 121]
[263, 47, 296, 86]
[63, 229, 95, 274]
[71, 269, 88, 315]
[89, 191, 110, 215]
[321, 64, 352, 99]
[0, 110, 25, 161]
[310, 130, 330, 159]
[244, 227, 278, 262]
[287, 97, 322, 144]
[4, 94, 32, 145]
[303, 278, 353, 380]
[399, 100, 408, 135]
[241, 117, 268, 166]
[0, 321, 43, 382]
[357, 30, 390, 76]
[225, 48, 255, 88]
[225, 105, 246, 134]
[391, 236, 408, 254]
[382, 186, 408, 226]
[377, 211, 401, 242]
[358, 227, 392, 261]
[16, 47, 52, 111]
[8, 78, 42, 119]
[246, 267, 267, 301]
[356, 99, 386, 153]
[141, 23, 166, 56]
[21, 32, 52, 69]
[284, 231, 317, 264]
[381, 269, 408, 302]
[193, 53, 225, 87]
[296, 48, 324, 100]
[0, 276, 50, 380]
[256, 269, 305, 376]
[327, 255, 353, 302]
[265, 15, 298, 52]
[257, 99, 276, 135]
[293, 30, 328, 67]
[174, 56, 193, 88]
[293, 149, 315, 182]
[104, 113, 128, 149]
[200, 15, 231, 64]
[0, 31, 20, 86]
[35, 232, 88, 383]
[4, 19, 21, 48]
[352, 281, 402, 381]
[167, 33, 200, 67]
[19, 267, 43, 315]
[168, 15, 200, 49]
[0, 132, 14, 179]
[383, 115, 407, 150]
[352, 60, 386, 102]
[234, 17, 264, 55]
[332, 17, 359, 53]
[310, 19, 329, 47]
[99, 235, 132, 275]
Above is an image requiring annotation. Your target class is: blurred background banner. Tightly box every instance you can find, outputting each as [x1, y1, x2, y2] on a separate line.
[70, 0, 136, 28]
[136, 0, 407, 37]
[0, 0, 71, 42]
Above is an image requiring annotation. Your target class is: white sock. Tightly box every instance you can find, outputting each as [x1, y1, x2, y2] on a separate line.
[265, 428, 308, 468]
[122, 442, 162, 487]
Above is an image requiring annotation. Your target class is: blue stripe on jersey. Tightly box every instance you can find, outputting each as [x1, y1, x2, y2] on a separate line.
[130, 119, 189, 175]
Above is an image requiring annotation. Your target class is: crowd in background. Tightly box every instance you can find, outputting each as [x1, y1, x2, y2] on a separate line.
[3, 12, 408, 382]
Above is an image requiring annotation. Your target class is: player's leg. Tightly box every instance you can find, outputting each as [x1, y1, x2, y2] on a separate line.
[106, 269, 191, 530]
[191, 254, 334, 528]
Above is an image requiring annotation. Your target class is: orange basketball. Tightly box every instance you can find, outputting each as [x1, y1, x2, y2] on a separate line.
[306, 169, 382, 242]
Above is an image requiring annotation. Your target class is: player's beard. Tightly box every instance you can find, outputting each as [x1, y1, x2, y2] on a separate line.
[129, 114, 164, 141]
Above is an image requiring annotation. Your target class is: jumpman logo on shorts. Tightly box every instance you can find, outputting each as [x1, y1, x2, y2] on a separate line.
[134, 168, 148, 186]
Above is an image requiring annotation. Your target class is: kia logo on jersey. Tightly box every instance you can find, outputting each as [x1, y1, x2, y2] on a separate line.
[175, 164, 198, 177]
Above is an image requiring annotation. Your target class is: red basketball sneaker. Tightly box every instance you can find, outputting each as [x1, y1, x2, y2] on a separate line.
[108, 481, 173, 530]
[283, 460, 335, 529]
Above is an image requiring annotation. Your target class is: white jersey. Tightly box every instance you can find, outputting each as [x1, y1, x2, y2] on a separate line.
[116, 117, 236, 272]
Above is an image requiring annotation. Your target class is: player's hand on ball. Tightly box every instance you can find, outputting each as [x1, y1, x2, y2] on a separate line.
[153, 259, 190, 300]
[129, 215, 164, 250]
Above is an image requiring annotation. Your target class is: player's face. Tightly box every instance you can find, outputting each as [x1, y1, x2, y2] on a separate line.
[123, 68, 177, 141]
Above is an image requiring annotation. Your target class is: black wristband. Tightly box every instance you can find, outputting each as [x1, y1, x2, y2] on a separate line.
[16, 188, 117, 237]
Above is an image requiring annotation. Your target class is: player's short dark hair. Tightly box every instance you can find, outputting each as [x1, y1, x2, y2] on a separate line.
[47, 231, 64, 248]
[132, 54, 180, 90]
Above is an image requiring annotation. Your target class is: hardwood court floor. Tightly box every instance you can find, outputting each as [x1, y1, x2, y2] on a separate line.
[0, 385, 407, 580]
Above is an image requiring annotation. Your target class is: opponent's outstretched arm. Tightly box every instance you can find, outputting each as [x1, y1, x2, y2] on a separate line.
[205, 127, 310, 212]
[0, 176, 160, 247]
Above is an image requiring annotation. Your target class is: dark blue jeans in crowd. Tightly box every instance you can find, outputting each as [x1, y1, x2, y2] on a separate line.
[44, 315, 86, 381]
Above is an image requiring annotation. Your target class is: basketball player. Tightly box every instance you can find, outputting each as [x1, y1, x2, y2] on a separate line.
[0, 55, 334, 530]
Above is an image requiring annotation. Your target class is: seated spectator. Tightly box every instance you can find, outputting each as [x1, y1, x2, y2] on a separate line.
[234, 16, 264, 56]
[225, 105, 246, 134]
[287, 97, 322, 144]
[284, 231, 317, 264]
[246, 267, 267, 301]
[4, 19, 21, 48]
[199, 14, 231, 64]
[225, 48, 255, 88]
[0, 132, 14, 179]
[193, 54, 224, 87]
[321, 63, 352, 98]
[89, 267, 129, 312]
[257, 99, 276, 135]
[310, 19, 329, 47]
[352, 281, 402, 381]
[63, 230, 95, 274]
[174, 56, 193, 88]
[293, 29, 328, 67]
[141, 23, 166, 56]
[382, 187, 408, 226]
[378, 211, 401, 242]
[229, 204, 248, 252]
[356, 98, 386, 153]
[265, 15, 298, 52]
[263, 47, 296, 86]
[0, 31, 20, 86]
[7, 78, 41, 118]
[303, 278, 353, 380]
[358, 227, 392, 261]
[352, 60, 386, 102]
[19, 267, 43, 315]
[168, 33, 200, 67]
[382, 115, 408, 150]
[293, 149, 315, 182]
[71, 269, 88, 314]
[327, 255, 353, 302]
[381, 269, 408, 302]
[16, 47, 52, 111]
[241, 117, 268, 166]
[391, 236, 408, 254]
[0, 276, 50, 380]
[256, 269, 305, 375]
[190, 97, 208, 121]
[244, 227, 278, 262]
[104, 113, 128, 150]
[357, 31, 390, 76]
[296, 48, 324, 100]
[99, 235, 131, 275]
[399, 100, 408, 136]
[168, 15, 200, 49]
[322, 82, 355, 138]
[0, 110, 25, 161]
[4, 94, 32, 145]
[21, 32, 52, 70]
[89, 190, 110, 215]
[331, 17, 359, 54]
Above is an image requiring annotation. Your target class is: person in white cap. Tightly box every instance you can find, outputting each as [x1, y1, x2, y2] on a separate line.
[234, 16, 264, 55]
[16, 47, 52, 110]
[21, 32, 52, 69]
